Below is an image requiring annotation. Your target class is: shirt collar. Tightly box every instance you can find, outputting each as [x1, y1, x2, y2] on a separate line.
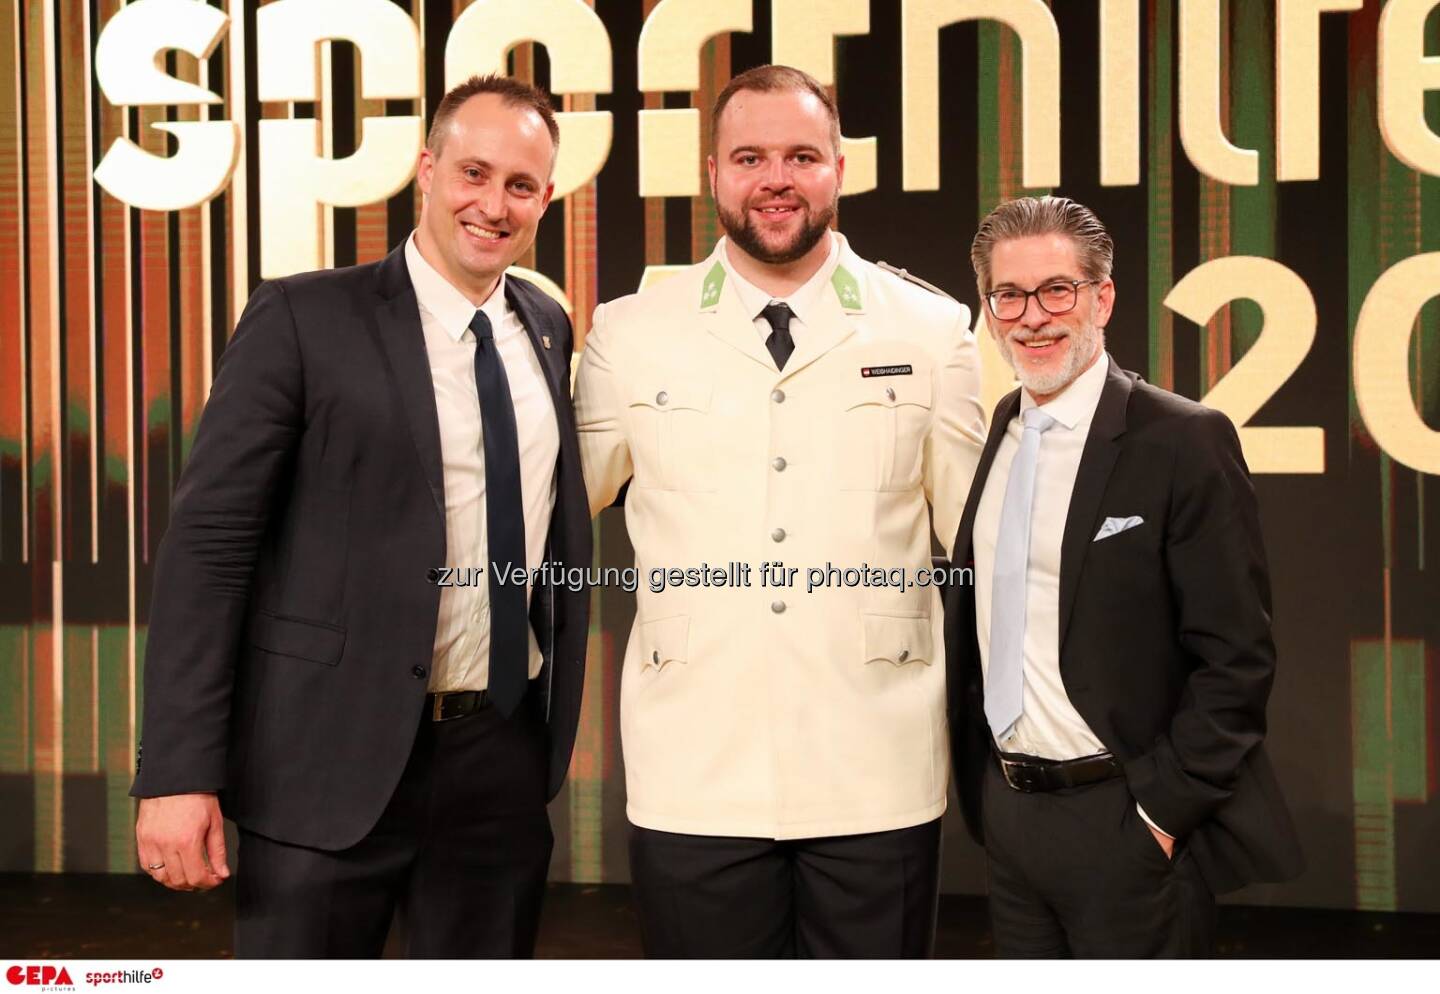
[718, 230, 840, 325]
[1019, 349, 1110, 431]
[405, 230, 508, 342]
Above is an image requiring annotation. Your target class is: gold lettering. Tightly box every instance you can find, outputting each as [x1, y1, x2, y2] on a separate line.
[1179, 0, 1258, 185]
[1099, 0, 1140, 186]
[1276, 0, 1361, 182]
[445, 0, 614, 199]
[1378, 0, 1440, 177]
[92, 0, 238, 211]
[902, 0, 1060, 191]
[1353, 252, 1440, 475]
[636, 0, 753, 198]
[1164, 256, 1323, 473]
[255, 0, 423, 278]
[771, 0, 876, 195]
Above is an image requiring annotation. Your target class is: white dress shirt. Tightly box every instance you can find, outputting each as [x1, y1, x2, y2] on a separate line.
[972, 352, 1171, 837]
[974, 351, 1110, 760]
[405, 233, 559, 693]
[719, 231, 840, 346]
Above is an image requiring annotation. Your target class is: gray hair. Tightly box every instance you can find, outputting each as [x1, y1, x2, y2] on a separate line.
[970, 196, 1114, 291]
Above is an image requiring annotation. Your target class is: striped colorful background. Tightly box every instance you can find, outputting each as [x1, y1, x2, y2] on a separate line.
[0, 0, 1436, 912]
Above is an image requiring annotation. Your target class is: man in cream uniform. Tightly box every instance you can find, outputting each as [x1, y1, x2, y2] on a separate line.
[574, 66, 985, 958]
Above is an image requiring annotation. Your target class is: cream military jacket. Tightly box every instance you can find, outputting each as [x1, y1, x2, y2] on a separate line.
[574, 235, 985, 839]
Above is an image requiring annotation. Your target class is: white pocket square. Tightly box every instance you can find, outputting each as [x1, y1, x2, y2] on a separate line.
[1094, 515, 1144, 541]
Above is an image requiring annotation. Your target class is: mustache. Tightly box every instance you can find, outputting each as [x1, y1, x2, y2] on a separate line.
[1007, 328, 1068, 343]
[747, 197, 808, 210]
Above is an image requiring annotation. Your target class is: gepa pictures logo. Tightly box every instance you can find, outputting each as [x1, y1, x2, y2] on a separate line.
[5, 965, 74, 989]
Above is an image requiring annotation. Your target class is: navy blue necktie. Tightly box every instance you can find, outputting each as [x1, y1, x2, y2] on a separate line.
[470, 309, 528, 717]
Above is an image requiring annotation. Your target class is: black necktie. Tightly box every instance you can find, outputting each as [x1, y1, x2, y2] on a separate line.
[761, 301, 795, 371]
[470, 309, 528, 717]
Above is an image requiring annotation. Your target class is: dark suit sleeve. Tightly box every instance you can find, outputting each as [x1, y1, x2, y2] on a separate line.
[131, 280, 304, 797]
[1123, 407, 1277, 839]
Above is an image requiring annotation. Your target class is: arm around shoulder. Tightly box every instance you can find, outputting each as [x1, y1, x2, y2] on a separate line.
[573, 301, 634, 517]
[925, 302, 987, 556]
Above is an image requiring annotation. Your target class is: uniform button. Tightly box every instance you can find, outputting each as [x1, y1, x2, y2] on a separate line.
[771, 389, 786, 404]
[898, 648, 910, 662]
[426, 568, 439, 583]
[652, 650, 660, 664]
[656, 390, 669, 405]
[885, 386, 896, 401]
[771, 528, 786, 543]
[772, 456, 787, 472]
[411, 665, 427, 679]
[771, 600, 786, 614]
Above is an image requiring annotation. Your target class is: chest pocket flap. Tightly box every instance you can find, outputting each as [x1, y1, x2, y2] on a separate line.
[862, 613, 933, 666]
[625, 376, 716, 491]
[843, 375, 932, 411]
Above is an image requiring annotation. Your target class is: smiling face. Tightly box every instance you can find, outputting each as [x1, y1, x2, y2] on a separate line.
[415, 93, 555, 305]
[986, 233, 1114, 404]
[708, 88, 843, 268]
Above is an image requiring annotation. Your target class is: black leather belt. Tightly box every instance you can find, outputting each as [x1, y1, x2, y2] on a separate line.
[427, 690, 491, 722]
[994, 749, 1122, 792]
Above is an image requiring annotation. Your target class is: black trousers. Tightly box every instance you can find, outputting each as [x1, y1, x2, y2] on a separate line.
[981, 757, 1216, 958]
[628, 818, 942, 958]
[234, 698, 552, 958]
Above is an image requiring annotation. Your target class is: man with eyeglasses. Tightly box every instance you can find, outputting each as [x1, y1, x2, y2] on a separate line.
[942, 196, 1303, 957]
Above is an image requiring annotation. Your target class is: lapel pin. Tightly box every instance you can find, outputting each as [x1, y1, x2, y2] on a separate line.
[541, 335, 552, 350]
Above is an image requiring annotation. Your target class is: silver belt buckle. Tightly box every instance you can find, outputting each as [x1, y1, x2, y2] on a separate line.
[431, 692, 453, 722]
[999, 756, 1041, 792]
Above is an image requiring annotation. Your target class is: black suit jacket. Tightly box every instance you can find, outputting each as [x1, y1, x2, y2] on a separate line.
[131, 243, 592, 851]
[944, 357, 1303, 894]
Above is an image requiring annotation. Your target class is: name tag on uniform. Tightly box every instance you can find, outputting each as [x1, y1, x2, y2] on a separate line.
[861, 364, 913, 378]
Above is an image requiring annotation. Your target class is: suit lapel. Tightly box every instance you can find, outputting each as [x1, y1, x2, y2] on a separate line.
[371, 244, 445, 518]
[504, 276, 568, 417]
[952, 388, 1021, 570]
[1056, 357, 1135, 654]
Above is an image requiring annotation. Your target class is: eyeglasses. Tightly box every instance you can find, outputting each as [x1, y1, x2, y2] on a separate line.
[984, 279, 1100, 321]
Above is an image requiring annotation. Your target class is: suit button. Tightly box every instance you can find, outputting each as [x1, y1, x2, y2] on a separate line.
[771, 600, 786, 614]
[771, 389, 785, 404]
[772, 456, 787, 472]
[411, 665, 427, 679]
[655, 390, 669, 406]
[426, 568, 439, 583]
[771, 528, 786, 543]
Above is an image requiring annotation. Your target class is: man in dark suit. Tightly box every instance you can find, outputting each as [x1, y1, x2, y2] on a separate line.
[945, 196, 1303, 957]
[130, 74, 591, 958]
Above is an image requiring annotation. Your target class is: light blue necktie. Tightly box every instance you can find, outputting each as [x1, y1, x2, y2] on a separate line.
[986, 407, 1057, 741]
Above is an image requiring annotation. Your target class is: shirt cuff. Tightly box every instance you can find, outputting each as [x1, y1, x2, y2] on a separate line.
[1136, 803, 1174, 839]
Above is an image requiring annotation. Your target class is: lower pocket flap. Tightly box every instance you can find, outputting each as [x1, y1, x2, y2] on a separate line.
[862, 613, 933, 666]
[639, 614, 690, 670]
[249, 611, 346, 666]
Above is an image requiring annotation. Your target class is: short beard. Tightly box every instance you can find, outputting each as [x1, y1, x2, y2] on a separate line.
[1000, 322, 1105, 398]
[717, 197, 836, 265]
